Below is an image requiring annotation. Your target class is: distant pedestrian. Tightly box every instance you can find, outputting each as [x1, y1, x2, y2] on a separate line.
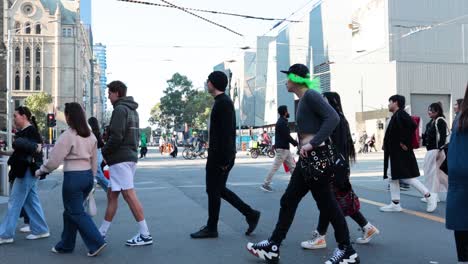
[260, 105, 297, 192]
[88, 117, 109, 192]
[453, 98, 463, 131]
[98, 81, 152, 246]
[36, 103, 106, 256]
[140, 133, 148, 159]
[446, 85, 468, 263]
[247, 64, 359, 264]
[421, 102, 449, 207]
[301, 92, 379, 250]
[381, 95, 437, 213]
[190, 71, 260, 239]
[0, 106, 49, 245]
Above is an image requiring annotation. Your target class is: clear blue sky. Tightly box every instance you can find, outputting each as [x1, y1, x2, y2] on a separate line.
[92, 0, 315, 127]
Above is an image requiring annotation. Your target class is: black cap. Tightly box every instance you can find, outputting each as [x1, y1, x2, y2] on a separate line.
[208, 71, 228, 92]
[280, 63, 310, 78]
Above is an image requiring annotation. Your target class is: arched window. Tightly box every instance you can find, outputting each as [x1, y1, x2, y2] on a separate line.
[35, 73, 41, 91]
[25, 72, 31, 90]
[14, 22, 21, 33]
[15, 47, 20, 63]
[25, 23, 31, 34]
[35, 24, 41, 34]
[35, 47, 41, 63]
[14, 71, 20, 90]
[25, 47, 31, 63]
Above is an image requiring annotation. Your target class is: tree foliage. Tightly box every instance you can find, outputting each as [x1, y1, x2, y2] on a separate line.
[24, 92, 52, 134]
[149, 73, 213, 131]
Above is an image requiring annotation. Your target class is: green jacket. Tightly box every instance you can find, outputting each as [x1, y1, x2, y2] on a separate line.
[102, 96, 140, 165]
[140, 133, 147, 148]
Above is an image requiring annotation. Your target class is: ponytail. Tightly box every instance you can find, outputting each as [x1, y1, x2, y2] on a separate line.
[30, 116, 38, 130]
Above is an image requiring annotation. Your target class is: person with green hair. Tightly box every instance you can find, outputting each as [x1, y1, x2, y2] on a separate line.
[140, 133, 148, 159]
[247, 64, 360, 264]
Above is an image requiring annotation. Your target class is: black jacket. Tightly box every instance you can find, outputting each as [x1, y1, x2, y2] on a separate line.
[423, 118, 448, 150]
[208, 93, 236, 166]
[7, 125, 43, 180]
[102, 96, 140, 165]
[274, 117, 297, 149]
[383, 109, 420, 179]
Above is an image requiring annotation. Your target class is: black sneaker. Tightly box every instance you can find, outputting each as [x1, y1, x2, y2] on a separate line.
[246, 240, 280, 264]
[190, 226, 218, 239]
[261, 184, 273, 192]
[325, 246, 360, 264]
[125, 233, 153, 246]
[245, 210, 261, 235]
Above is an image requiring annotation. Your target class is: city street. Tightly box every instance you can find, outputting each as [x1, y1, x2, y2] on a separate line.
[0, 147, 455, 263]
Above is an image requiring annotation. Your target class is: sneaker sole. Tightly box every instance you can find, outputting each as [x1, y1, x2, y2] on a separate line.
[246, 245, 279, 263]
[125, 240, 153, 247]
[0, 239, 14, 245]
[301, 243, 327, 250]
[26, 233, 50, 240]
[260, 186, 273, 192]
[88, 243, 107, 257]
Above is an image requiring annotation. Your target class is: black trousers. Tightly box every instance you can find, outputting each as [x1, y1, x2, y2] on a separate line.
[455, 231, 468, 262]
[206, 157, 253, 230]
[270, 161, 351, 247]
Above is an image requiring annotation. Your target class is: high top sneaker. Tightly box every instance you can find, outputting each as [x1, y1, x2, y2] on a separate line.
[246, 240, 280, 264]
[300, 230, 327, 249]
[356, 223, 380, 244]
[325, 245, 360, 264]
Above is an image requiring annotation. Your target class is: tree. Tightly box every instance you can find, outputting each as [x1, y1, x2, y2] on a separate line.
[24, 92, 52, 134]
[149, 73, 213, 131]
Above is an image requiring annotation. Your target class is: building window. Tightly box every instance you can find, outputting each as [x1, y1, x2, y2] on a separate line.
[35, 73, 40, 91]
[14, 100, 21, 109]
[25, 72, 31, 90]
[35, 24, 41, 34]
[25, 23, 31, 34]
[62, 28, 73, 37]
[15, 22, 21, 33]
[25, 47, 31, 63]
[15, 47, 20, 63]
[35, 47, 41, 64]
[15, 71, 20, 90]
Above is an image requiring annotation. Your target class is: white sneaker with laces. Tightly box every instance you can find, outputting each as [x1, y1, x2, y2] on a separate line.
[125, 233, 153, 246]
[300, 230, 327, 249]
[26, 232, 50, 240]
[19, 225, 31, 233]
[380, 202, 402, 212]
[426, 193, 438, 213]
[356, 223, 380, 244]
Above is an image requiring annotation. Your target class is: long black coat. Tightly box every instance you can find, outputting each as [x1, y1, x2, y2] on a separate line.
[383, 109, 420, 180]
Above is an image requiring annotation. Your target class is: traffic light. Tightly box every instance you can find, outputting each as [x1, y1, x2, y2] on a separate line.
[47, 113, 56, 127]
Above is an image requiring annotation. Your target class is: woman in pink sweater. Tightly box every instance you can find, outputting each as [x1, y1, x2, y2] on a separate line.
[35, 103, 106, 257]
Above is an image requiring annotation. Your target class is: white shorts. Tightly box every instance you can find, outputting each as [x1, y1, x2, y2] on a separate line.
[109, 162, 137, 191]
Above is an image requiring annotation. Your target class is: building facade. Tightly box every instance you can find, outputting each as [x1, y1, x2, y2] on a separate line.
[93, 42, 107, 123]
[0, 0, 6, 133]
[3, 0, 95, 132]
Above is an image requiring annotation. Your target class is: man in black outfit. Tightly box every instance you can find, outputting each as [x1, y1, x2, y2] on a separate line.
[260, 105, 298, 192]
[190, 71, 261, 239]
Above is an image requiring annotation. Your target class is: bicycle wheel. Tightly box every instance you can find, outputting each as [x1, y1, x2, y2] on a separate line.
[182, 149, 191, 160]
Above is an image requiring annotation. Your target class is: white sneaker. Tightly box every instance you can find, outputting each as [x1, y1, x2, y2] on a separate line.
[0, 237, 13, 245]
[380, 203, 402, 212]
[426, 193, 438, 213]
[19, 225, 31, 233]
[421, 195, 440, 203]
[356, 223, 380, 244]
[300, 230, 327, 249]
[26, 232, 50, 240]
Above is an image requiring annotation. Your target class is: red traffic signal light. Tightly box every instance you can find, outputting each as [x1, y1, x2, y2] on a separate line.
[47, 113, 56, 127]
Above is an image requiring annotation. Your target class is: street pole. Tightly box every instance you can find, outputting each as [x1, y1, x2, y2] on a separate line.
[6, 29, 12, 150]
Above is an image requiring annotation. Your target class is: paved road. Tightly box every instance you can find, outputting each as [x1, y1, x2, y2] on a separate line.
[0, 148, 456, 263]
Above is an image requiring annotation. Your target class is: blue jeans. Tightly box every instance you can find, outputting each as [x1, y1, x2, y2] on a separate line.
[0, 169, 49, 239]
[95, 149, 109, 192]
[55, 170, 105, 253]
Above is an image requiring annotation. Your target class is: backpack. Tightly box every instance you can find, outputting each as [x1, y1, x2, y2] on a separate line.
[411, 116, 421, 149]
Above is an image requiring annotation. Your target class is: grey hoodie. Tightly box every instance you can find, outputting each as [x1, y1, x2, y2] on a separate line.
[102, 96, 140, 165]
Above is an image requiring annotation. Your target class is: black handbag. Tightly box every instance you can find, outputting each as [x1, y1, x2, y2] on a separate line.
[300, 144, 336, 184]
